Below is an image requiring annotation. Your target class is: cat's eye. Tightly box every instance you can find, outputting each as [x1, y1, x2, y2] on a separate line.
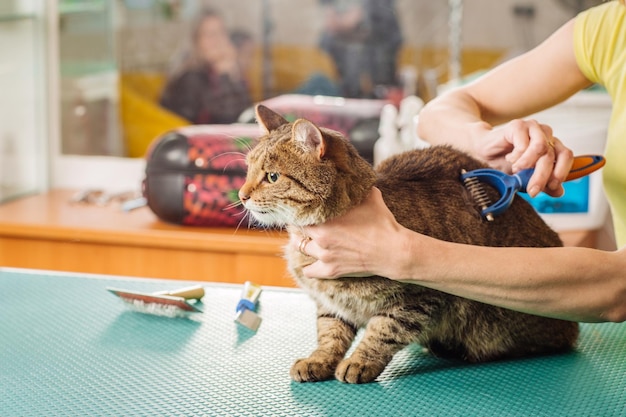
[266, 172, 280, 183]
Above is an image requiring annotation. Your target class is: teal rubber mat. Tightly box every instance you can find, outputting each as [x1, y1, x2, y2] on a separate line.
[1, 268, 625, 416]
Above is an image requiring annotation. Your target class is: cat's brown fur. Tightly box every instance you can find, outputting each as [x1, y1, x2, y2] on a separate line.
[239, 104, 579, 384]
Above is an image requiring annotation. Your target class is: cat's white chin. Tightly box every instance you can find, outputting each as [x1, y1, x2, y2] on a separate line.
[250, 211, 285, 227]
[250, 210, 317, 228]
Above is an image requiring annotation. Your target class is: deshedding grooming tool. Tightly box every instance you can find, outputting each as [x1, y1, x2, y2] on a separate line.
[461, 155, 606, 220]
[107, 285, 205, 317]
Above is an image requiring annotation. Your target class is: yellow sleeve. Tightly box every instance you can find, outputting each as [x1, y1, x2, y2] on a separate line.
[574, 1, 626, 88]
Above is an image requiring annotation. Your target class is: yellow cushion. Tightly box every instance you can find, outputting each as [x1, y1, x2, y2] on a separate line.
[119, 72, 190, 158]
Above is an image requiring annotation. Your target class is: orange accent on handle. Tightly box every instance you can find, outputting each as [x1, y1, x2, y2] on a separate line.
[565, 155, 606, 181]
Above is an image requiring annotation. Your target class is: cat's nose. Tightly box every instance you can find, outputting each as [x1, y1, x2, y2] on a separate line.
[238, 189, 250, 203]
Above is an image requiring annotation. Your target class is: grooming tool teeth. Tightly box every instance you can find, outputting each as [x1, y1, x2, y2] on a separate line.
[460, 155, 606, 219]
[461, 169, 495, 222]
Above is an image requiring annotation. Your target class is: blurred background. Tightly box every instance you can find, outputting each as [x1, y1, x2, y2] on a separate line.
[0, 0, 604, 195]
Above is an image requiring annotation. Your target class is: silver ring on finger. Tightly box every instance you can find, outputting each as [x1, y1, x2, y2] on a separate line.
[298, 236, 312, 256]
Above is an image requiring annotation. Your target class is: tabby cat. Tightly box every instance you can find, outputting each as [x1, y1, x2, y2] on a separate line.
[239, 104, 579, 384]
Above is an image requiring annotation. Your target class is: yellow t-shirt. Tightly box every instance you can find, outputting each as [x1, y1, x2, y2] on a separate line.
[574, 1, 626, 247]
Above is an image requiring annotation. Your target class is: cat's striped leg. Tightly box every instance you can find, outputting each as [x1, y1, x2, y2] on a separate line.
[335, 315, 416, 384]
[290, 313, 357, 382]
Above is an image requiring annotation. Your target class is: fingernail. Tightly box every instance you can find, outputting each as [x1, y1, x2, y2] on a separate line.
[528, 185, 540, 197]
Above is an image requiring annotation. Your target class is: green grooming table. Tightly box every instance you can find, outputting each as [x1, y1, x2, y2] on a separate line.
[1, 268, 625, 417]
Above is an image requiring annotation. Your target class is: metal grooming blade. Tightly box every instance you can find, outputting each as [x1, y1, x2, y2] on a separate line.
[461, 155, 606, 220]
[461, 169, 495, 222]
[107, 285, 205, 317]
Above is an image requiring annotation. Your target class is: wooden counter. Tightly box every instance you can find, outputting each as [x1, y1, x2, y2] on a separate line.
[0, 190, 292, 286]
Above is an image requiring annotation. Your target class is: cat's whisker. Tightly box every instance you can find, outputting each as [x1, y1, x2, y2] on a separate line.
[222, 158, 247, 172]
[206, 152, 247, 172]
[216, 151, 247, 158]
[210, 150, 247, 161]
[203, 150, 247, 173]
[224, 200, 243, 210]
[231, 207, 249, 219]
[234, 210, 252, 233]
[237, 202, 270, 231]
[244, 212, 257, 231]
[247, 213, 262, 231]
[233, 137, 255, 153]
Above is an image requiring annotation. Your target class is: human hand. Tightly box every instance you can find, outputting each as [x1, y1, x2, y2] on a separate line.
[476, 119, 574, 198]
[295, 188, 409, 280]
[212, 42, 240, 79]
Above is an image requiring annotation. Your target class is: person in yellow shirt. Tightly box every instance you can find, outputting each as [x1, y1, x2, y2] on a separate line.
[294, 0, 626, 323]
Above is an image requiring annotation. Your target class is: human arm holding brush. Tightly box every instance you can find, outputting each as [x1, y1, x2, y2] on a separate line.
[417, 18, 589, 199]
[297, 1, 626, 323]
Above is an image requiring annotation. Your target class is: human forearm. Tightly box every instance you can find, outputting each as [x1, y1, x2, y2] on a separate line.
[301, 189, 626, 323]
[417, 20, 587, 176]
[417, 89, 493, 153]
[399, 231, 626, 323]
[416, 89, 534, 175]
[417, 86, 575, 195]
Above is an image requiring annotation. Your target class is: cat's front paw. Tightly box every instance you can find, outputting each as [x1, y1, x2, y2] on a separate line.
[290, 358, 336, 382]
[335, 357, 386, 384]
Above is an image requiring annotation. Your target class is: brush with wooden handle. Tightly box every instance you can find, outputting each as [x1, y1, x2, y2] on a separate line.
[107, 285, 205, 317]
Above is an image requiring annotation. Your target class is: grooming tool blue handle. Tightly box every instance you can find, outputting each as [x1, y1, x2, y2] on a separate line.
[461, 155, 606, 218]
[461, 168, 533, 217]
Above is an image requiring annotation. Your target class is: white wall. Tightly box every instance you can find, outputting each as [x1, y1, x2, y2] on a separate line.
[0, 9, 47, 201]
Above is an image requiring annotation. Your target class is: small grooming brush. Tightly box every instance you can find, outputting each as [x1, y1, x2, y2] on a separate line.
[107, 285, 205, 317]
[461, 155, 606, 220]
[235, 281, 262, 331]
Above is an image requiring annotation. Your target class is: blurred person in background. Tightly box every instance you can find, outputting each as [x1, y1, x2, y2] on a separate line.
[160, 8, 252, 124]
[319, 0, 403, 98]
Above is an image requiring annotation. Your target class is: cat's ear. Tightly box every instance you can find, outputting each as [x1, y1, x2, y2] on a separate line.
[255, 104, 288, 133]
[292, 119, 326, 159]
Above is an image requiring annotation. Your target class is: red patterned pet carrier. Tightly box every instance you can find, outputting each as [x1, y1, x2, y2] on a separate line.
[143, 124, 262, 227]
